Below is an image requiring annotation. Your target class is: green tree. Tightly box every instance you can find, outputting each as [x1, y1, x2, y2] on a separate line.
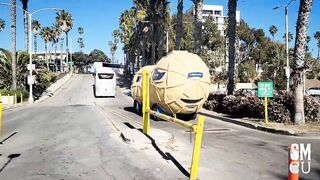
[193, 0, 203, 55]
[227, 0, 238, 95]
[77, 27, 84, 52]
[0, 19, 5, 47]
[175, 0, 183, 50]
[269, 25, 278, 41]
[89, 49, 110, 63]
[314, 31, 320, 59]
[51, 23, 62, 71]
[283, 32, 294, 43]
[40, 27, 53, 70]
[31, 20, 41, 55]
[72, 51, 90, 71]
[0, 49, 28, 89]
[11, 0, 17, 89]
[56, 10, 73, 67]
[20, 0, 29, 51]
[292, 0, 313, 125]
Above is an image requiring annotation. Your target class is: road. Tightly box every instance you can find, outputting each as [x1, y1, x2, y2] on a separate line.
[0, 74, 319, 180]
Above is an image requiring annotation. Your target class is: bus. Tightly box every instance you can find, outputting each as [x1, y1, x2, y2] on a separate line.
[94, 67, 116, 97]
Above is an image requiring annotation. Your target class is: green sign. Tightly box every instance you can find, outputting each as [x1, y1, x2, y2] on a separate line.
[68, 61, 74, 65]
[258, 82, 273, 97]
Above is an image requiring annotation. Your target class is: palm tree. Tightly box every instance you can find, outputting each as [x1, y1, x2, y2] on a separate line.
[226, 0, 237, 95]
[314, 31, 320, 59]
[292, 0, 313, 125]
[0, 19, 5, 47]
[193, 0, 203, 55]
[108, 40, 117, 63]
[40, 27, 53, 70]
[0, 48, 29, 89]
[11, 0, 17, 90]
[269, 25, 278, 41]
[175, 0, 183, 50]
[52, 23, 62, 72]
[56, 10, 73, 69]
[20, 0, 29, 51]
[77, 27, 84, 52]
[31, 20, 41, 56]
[283, 32, 294, 42]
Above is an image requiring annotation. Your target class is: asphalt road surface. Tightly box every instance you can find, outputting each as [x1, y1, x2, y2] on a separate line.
[0, 74, 319, 180]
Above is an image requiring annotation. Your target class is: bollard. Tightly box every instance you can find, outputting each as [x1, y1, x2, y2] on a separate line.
[142, 69, 150, 134]
[20, 93, 23, 105]
[14, 93, 17, 107]
[190, 115, 205, 180]
[288, 146, 299, 180]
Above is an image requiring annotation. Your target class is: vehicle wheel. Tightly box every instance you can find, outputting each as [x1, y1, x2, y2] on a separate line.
[152, 105, 162, 121]
[134, 101, 142, 115]
[177, 113, 197, 121]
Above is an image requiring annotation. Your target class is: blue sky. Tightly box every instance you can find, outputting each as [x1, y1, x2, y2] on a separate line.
[0, 0, 319, 63]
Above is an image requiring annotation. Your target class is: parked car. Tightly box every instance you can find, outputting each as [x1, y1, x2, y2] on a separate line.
[306, 87, 320, 96]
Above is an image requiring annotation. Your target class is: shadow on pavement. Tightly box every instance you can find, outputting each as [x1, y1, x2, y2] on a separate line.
[0, 154, 21, 173]
[123, 122, 190, 178]
[0, 132, 18, 145]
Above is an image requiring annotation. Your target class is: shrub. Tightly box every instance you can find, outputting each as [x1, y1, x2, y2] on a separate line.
[0, 89, 29, 102]
[204, 91, 320, 123]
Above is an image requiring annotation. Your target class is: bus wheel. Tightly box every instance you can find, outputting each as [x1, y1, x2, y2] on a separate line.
[134, 101, 142, 115]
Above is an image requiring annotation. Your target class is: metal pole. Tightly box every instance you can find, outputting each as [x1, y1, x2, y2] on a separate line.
[285, 7, 290, 91]
[28, 13, 34, 103]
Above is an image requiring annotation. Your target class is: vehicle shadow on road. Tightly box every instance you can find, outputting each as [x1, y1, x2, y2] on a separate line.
[123, 122, 190, 178]
[0, 154, 21, 173]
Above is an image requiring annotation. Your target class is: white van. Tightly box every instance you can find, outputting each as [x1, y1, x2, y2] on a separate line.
[94, 67, 116, 97]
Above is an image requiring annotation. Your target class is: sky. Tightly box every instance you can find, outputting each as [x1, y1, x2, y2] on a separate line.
[0, 0, 319, 63]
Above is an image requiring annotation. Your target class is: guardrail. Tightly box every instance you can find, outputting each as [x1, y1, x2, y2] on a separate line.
[141, 69, 205, 180]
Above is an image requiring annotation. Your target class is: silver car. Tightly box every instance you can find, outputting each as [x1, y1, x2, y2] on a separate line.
[306, 87, 320, 96]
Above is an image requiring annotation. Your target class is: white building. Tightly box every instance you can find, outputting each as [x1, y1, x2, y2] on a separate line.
[32, 51, 69, 71]
[187, 4, 240, 36]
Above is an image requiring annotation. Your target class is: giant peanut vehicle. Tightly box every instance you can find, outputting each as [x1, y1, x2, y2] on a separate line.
[131, 51, 211, 119]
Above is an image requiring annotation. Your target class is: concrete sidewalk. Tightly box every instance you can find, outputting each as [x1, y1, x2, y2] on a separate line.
[36, 73, 73, 103]
[199, 109, 320, 137]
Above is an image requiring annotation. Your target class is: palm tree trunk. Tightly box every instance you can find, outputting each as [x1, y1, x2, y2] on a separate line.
[22, 0, 29, 51]
[151, 24, 156, 65]
[66, 32, 69, 71]
[226, 0, 237, 95]
[54, 43, 57, 72]
[142, 33, 146, 66]
[317, 46, 319, 59]
[60, 37, 64, 72]
[194, 0, 203, 55]
[45, 43, 48, 70]
[292, 0, 313, 125]
[11, 0, 17, 90]
[157, 25, 164, 60]
[176, 0, 183, 50]
[34, 34, 37, 56]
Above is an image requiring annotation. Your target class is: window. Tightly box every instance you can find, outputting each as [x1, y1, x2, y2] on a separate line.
[136, 76, 142, 82]
[202, 10, 213, 15]
[214, 10, 221, 15]
[98, 73, 114, 79]
[152, 69, 166, 81]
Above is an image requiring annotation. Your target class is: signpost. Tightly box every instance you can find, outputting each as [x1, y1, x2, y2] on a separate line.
[258, 82, 274, 124]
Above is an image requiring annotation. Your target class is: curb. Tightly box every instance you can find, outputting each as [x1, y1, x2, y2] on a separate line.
[36, 74, 73, 103]
[2, 102, 29, 112]
[199, 110, 300, 136]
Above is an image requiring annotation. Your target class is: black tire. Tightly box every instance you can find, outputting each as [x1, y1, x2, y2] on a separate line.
[177, 113, 197, 121]
[134, 101, 142, 115]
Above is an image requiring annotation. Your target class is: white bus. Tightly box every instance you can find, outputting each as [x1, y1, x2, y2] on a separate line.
[94, 67, 116, 97]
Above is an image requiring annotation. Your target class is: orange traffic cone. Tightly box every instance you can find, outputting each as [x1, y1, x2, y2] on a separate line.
[288, 146, 299, 180]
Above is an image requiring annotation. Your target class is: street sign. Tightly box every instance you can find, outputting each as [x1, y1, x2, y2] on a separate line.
[27, 75, 35, 85]
[27, 64, 35, 70]
[258, 82, 273, 98]
[68, 61, 74, 65]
